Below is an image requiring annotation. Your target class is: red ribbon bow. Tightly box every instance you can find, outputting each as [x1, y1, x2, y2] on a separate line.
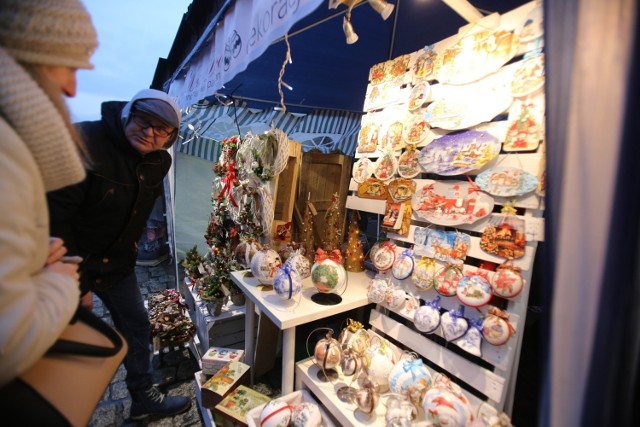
[218, 161, 238, 207]
[315, 248, 342, 264]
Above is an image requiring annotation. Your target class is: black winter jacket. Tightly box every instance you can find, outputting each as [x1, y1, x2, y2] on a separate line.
[47, 101, 172, 293]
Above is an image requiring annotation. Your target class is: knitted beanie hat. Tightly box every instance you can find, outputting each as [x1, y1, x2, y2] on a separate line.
[0, 0, 98, 69]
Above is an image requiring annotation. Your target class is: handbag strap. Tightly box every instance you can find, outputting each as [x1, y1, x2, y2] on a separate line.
[47, 306, 124, 357]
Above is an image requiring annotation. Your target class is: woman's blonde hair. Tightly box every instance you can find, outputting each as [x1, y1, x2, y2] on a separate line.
[20, 63, 91, 167]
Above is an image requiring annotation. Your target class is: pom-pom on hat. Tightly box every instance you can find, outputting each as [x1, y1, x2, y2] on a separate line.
[0, 0, 98, 69]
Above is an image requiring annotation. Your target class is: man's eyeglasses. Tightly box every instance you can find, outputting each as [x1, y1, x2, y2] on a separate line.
[130, 114, 175, 138]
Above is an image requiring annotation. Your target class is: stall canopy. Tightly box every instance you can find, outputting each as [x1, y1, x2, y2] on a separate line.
[166, 0, 530, 113]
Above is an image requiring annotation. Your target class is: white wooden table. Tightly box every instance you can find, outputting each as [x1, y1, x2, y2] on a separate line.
[230, 269, 373, 395]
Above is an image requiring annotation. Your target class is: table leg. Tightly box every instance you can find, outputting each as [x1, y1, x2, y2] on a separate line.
[245, 299, 256, 385]
[281, 327, 296, 395]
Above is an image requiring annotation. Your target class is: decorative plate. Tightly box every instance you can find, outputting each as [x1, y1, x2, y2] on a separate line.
[503, 98, 544, 151]
[424, 74, 512, 130]
[357, 122, 380, 154]
[387, 178, 416, 202]
[456, 274, 492, 307]
[357, 178, 388, 200]
[412, 45, 438, 80]
[511, 54, 545, 97]
[434, 263, 464, 297]
[387, 54, 410, 81]
[480, 214, 526, 259]
[475, 166, 539, 197]
[383, 121, 405, 151]
[519, 3, 544, 42]
[369, 61, 389, 85]
[397, 147, 422, 178]
[408, 81, 431, 111]
[419, 130, 501, 176]
[403, 113, 430, 144]
[373, 152, 398, 181]
[352, 157, 373, 184]
[435, 30, 520, 85]
[412, 180, 495, 226]
[411, 257, 437, 290]
[490, 260, 525, 298]
[424, 229, 471, 262]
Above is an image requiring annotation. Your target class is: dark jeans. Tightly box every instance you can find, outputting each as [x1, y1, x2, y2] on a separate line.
[95, 272, 151, 392]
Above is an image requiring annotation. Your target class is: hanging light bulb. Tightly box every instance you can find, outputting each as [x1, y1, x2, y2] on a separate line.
[368, 0, 394, 20]
[343, 15, 359, 44]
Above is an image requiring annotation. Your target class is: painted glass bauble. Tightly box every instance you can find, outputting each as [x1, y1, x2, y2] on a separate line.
[292, 402, 322, 427]
[284, 250, 311, 279]
[272, 264, 302, 301]
[482, 307, 515, 346]
[259, 399, 293, 427]
[355, 378, 379, 414]
[338, 319, 370, 354]
[313, 331, 342, 371]
[250, 248, 282, 285]
[392, 249, 415, 280]
[364, 338, 397, 392]
[234, 239, 262, 267]
[490, 260, 524, 298]
[422, 374, 473, 427]
[388, 355, 432, 405]
[310, 258, 346, 294]
[411, 257, 437, 290]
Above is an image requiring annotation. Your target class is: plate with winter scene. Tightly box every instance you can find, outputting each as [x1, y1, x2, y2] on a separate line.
[419, 130, 501, 176]
[475, 166, 539, 197]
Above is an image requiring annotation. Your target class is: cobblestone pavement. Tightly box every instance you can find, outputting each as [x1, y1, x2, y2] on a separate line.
[88, 261, 205, 427]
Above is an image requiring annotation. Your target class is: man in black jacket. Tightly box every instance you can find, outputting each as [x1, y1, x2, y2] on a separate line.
[47, 89, 191, 420]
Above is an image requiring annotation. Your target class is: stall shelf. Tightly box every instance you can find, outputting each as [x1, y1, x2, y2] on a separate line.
[230, 269, 374, 395]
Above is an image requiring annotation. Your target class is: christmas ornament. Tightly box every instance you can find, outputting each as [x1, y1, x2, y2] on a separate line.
[234, 238, 262, 268]
[482, 307, 516, 346]
[388, 353, 432, 405]
[456, 270, 493, 308]
[490, 260, 525, 298]
[423, 374, 474, 427]
[413, 296, 442, 334]
[272, 264, 302, 301]
[338, 318, 370, 354]
[355, 377, 379, 414]
[480, 211, 526, 259]
[364, 336, 397, 392]
[384, 284, 407, 311]
[411, 257, 437, 291]
[441, 305, 468, 341]
[310, 248, 346, 294]
[322, 192, 342, 253]
[434, 263, 464, 297]
[392, 249, 414, 280]
[313, 330, 342, 372]
[259, 399, 293, 427]
[250, 248, 282, 285]
[455, 317, 484, 357]
[372, 241, 396, 271]
[291, 402, 322, 427]
[284, 249, 311, 279]
[367, 277, 390, 304]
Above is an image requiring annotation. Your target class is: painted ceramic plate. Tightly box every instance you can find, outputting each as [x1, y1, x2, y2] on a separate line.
[480, 214, 527, 259]
[456, 274, 492, 307]
[475, 166, 539, 197]
[370, 61, 389, 85]
[424, 74, 512, 130]
[397, 149, 422, 178]
[383, 121, 405, 151]
[387, 54, 410, 81]
[373, 152, 398, 181]
[419, 130, 501, 176]
[412, 180, 494, 226]
[519, 3, 543, 42]
[436, 30, 520, 85]
[352, 157, 373, 184]
[403, 113, 430, 144]
[357, 122, 380, 154]
[412, 45, 438, 80]
[424, 229, 471, 262]
[503, 98, 544, 151]
[408, 81, 431, 111]
[511, 54, 545, 97]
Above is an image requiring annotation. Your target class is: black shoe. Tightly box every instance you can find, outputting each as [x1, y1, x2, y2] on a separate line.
[130, 386, 191, 420]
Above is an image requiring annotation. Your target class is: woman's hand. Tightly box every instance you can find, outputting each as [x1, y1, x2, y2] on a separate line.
[46, 237, 67, 266]
[44, 260, 80, 282]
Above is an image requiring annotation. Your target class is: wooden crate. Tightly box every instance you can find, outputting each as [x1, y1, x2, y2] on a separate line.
[270, 140, 302, 239]
[293, 151, 353, 244]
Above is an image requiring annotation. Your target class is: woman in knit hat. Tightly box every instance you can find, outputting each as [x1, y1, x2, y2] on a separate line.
[0, 0, 98, 388]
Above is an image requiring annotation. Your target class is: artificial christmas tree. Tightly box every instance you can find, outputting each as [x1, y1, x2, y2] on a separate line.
[322, 192, 342, 253]
[300, 196, 316, 262]
[344, 210, 365, 272]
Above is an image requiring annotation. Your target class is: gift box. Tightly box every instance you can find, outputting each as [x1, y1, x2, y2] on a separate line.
[213, 385, 270, 427]
[202, 346, 245, 375]
[201, 361, 251, 408]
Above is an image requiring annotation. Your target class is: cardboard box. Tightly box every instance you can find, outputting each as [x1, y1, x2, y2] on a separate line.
[202, 346, 245, 375]
[201, 361, 251, 408]
[213, 385, 270, 427]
